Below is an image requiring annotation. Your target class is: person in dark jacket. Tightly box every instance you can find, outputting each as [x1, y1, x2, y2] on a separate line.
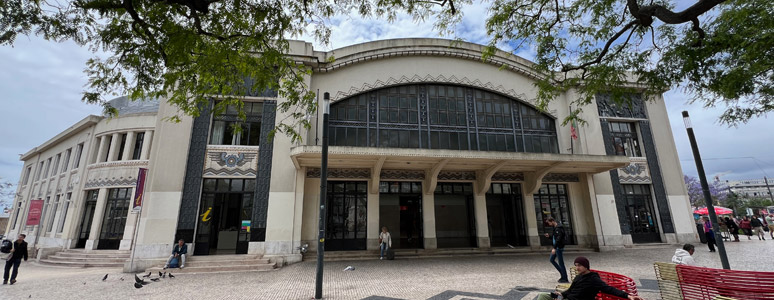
[163, 239, 188, 269]
[544, 217, 568, 283]
[3, 234, 28, 285]
[537, 257, 643, 300]
[724, 217, 740, 242]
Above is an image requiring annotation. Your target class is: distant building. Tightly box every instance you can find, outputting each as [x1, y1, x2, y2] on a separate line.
[4, 38, 697, 272]
[726, 178, 774, 200]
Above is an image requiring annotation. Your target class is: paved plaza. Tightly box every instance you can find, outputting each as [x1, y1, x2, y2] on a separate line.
[2, 240, 773, 300]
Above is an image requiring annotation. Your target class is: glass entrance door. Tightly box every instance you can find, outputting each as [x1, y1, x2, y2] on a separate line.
[75, 190, 98, 248]
[535, 184, 575, 246]
[486, 183, 528, 247]
[326, 181, 368, 251]
[98, 188, 131, 250]
[434, 182, 477, 248]
[622, 184, 661, 243]
[194, 178, 253, 255]
[379, 181, 423, 249]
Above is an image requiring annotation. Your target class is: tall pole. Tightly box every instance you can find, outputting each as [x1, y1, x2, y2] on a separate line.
[682, 111, 730, 270]
[315, 92, 330, 299]
[764, 176, 774, 203]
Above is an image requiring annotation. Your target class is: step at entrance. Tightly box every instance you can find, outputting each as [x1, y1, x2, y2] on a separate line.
[145, 254, 276, 274]
[39, 249, 130, 268]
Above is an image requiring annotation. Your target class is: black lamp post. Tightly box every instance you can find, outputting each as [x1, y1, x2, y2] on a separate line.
[682, 111, 730, 270]
[314, 92, 330, 299]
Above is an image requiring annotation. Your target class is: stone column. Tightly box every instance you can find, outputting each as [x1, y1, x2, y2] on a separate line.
[140, 130, 153, 160]
[121, 131, 136, 161]
[367, 189, 380, 250]
[422, 193, 437, 249]
[119, 187, 138, 250]
[85, 187, 109, 250]
[107, 133, 121, 162]
[473, 191, 490, 249]
[95, 136, 109, 163]
[523, 193, 541, 249]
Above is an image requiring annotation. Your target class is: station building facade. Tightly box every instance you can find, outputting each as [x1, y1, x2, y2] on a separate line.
[4, 39, 697, 270]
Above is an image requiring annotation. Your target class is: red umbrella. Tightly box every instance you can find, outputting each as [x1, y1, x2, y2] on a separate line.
[694, 206, 734, 215]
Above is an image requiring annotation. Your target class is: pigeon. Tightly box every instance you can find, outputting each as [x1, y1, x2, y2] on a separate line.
[134, 275, 143, 284]
[134, 282, 143, 289]
[150, 278, 160, 282]
[158, 271, 163, 277]
[162, 272, 166, 278]
[168, 273, 175, 278]
[343, 266, 355, 271]
[142, 272, 151, 278]
[102, 274, 109, 281]
[120, 277, 124, 281]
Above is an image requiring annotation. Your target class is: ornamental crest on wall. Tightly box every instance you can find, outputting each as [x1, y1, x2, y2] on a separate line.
[617, 159, 651, 184]
[203, 146, 259, 178]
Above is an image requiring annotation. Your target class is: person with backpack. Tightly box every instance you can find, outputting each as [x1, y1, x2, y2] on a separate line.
[544, 217, 569, 283]
[163, 239, 187, 269]
[3, 234, 28, 285]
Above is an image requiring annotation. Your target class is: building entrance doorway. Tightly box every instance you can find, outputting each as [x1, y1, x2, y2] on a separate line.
[379, 182, 423, 249]
[486, 183, 528, 247]
[326, 181, 368, 251]
[75, 190, 98, 248]
[97, 188, 131, 250]
[434, 182, 477, 248]
[194, 178, 253, 255]
[622, 184, 661, 243]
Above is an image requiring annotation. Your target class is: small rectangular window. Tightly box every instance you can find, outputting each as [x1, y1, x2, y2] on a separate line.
[132, 133, 145, 160]
[61, 149, 72, 172]
[117, 133, 127, 160]
[73, 143, 84, 168]
[43, 158, 52, 178]
[51, 154, 61, 176]
[103, 136, 112, 162]
[23, 166, 32, 185]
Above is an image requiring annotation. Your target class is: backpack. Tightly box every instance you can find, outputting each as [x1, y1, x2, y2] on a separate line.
[0, 240, 11, 254]
[168, 257, 179, 268]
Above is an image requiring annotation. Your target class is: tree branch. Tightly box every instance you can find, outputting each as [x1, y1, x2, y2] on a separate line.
[561, 20, 637, 72]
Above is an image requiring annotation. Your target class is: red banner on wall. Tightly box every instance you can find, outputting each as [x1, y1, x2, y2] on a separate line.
[133, 168, 148, 211]
[26, 199, 44, 226]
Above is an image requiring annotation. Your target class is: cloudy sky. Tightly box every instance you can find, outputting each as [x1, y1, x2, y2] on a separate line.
[1, 3, 772, 196]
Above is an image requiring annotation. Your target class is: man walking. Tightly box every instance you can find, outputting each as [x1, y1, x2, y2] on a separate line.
[751, 215, 766, 240]
[544, 217, 568, 283]
[724, 217, 740, 242]
[703, 216, 716, 252]
[536, 257, 643, 300]
[3, 234, 28, 285]
[766, 214, 774, 240]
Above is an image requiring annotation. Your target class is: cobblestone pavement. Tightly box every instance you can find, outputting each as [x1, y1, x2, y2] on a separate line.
[2, 239, 773, 300]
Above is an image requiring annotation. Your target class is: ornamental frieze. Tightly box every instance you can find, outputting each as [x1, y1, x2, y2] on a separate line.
[437, 171, 476, 181]
[491, 172, 525, 182]
[543, 173, 580, 182]
[306, 168, 371, 179]
[380, 169, 425, 180]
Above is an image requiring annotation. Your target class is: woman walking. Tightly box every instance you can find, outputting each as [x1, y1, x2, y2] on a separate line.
[739, 216, 753, 240]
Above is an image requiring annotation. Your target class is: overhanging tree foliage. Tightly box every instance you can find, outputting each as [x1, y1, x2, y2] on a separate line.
[1, 0, 771, 138]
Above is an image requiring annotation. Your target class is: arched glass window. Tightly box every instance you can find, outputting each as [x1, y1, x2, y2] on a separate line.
[329, 84, 558, 153]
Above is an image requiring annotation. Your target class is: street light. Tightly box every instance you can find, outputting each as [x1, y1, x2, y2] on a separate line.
[314, 92, 330, 299]
[682, 111, 730, 270]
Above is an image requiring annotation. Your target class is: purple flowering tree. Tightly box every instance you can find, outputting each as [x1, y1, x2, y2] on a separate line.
[684, 175, 728, 207]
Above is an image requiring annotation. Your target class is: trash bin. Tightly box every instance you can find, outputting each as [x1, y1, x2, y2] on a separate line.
[697, 223, 707, 243]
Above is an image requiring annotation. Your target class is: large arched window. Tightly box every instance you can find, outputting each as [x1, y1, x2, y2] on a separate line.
[329, 84, 558, 153]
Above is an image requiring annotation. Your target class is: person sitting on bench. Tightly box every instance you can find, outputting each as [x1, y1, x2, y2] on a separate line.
[537, 257, 643, 300]
[164, 239, 187, 269]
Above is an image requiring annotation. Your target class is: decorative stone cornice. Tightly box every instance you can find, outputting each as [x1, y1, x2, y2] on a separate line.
[87, 160, 149, 170]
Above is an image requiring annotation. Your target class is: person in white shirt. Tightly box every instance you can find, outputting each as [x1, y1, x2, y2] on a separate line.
[672, 244, 696, 266]
[378, 226, 392, 260]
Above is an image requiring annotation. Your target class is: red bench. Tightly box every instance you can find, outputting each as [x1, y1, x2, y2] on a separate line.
[676, 264, 774, 300]
[567, 267, 639, 300]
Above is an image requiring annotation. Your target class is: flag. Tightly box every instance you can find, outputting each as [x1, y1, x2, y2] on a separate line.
[570, 118, 578, 140]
